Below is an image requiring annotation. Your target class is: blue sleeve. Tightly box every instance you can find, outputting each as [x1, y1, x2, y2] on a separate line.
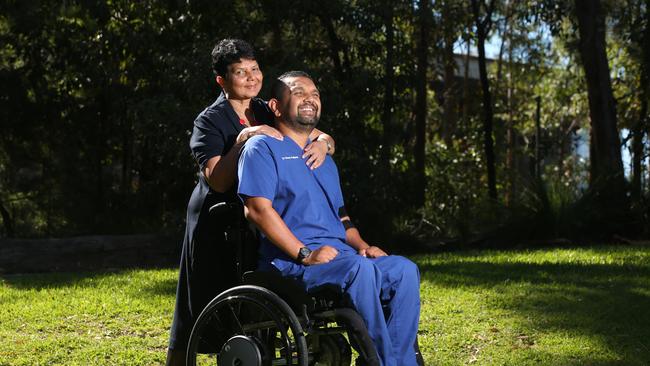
[238, 137, 277, 202]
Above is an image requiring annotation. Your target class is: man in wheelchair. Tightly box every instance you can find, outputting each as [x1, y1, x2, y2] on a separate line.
[237, 71, 422, 366]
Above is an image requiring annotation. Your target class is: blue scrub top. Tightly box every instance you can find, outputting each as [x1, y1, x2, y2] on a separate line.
[238, 135, 353, 271]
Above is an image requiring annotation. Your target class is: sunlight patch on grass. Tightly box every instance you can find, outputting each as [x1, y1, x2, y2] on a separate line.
[2, 245, 649, 365]
[415, 245, 650, 365]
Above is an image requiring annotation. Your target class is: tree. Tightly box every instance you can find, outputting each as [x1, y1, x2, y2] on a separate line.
[414, 0, 431, 206]
[382, 1, 396, 165]
[439, 0, 464, 146]
[1, 0, 644, 242]
[574, 0, 628, 209]
[471, 0, 498, 200]
[617, 0, 650, 201]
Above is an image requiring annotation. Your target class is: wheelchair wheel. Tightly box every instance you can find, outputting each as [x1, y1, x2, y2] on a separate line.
[187, 285, 309, 366]
[311, 334, 352, 366]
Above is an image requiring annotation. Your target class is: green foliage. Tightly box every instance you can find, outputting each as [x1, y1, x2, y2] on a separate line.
[0, 0, 648, 241]
[2, 245, 649, 364]
[0, 1, 206, 236]
[509, 175, 585, 240]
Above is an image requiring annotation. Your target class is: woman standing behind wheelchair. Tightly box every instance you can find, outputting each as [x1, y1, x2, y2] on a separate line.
[166, 39, 336, 366]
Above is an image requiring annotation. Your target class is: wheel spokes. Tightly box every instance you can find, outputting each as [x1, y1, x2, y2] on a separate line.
[190, 295, 300, 365]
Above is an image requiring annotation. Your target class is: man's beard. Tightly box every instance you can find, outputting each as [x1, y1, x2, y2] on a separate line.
[287, 115, 319, 133]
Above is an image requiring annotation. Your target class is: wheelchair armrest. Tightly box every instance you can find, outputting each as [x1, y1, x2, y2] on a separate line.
[209, 202, 241, 216]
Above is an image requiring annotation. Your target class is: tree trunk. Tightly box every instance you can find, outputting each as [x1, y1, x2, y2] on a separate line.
[318, 12, 347, 79]
[94, 88, 109, 225]
[414, 0, 430, 207]
[505, 36, 516, 207]
[441, 0, 457, 147]
[631, 104, 645, 201]
[121, 102, 132, 195]
[574, 0, 631, 236]
[462, 37, 471, 127]
[534, 96, 542, 180]
[574, 0, 626, 197]
[471, 0, 497, 200]
[382, 3, 395, 164]
[634, 0, 650, 200]
[495, 0, 512, 84]
[494, 4, 511, 195]
[0, 199, 14, 238]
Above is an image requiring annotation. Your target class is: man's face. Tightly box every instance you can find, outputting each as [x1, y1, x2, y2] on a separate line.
[278, 76, 321, 131]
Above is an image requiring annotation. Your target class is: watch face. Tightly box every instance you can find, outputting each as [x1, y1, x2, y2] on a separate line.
[299, 247, 311, 259]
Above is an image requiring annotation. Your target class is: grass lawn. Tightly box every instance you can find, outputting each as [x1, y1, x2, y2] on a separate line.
[1, 244, 649, 365]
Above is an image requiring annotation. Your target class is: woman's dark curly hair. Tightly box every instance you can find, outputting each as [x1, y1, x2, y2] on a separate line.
[211, 39, 256, 78]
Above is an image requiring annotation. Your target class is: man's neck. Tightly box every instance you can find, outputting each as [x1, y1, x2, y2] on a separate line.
[277, 121, 312, 148]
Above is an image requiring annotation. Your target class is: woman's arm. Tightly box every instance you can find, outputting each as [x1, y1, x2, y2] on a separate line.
[203, 125, 282, 192]
[303, 129, 336, 169]
[310, 128, 336, 155]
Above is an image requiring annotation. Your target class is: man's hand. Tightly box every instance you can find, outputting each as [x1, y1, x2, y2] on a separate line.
[302, 245, 338, 265]
[358, 246, 387, 258]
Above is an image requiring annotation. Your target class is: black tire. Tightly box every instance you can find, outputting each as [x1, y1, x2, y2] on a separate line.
[187, 285, 309, 366]
[311, 334, 352, 366]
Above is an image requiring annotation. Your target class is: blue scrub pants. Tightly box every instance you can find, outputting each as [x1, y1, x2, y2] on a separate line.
[274, 252, 421, 366]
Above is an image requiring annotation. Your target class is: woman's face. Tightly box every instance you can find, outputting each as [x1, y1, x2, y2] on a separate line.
[219, 58, 263, 100]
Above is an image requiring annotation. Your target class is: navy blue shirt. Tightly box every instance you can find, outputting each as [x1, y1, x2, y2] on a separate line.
[237, 135, 352, 271]
[191, 92, 273, 170]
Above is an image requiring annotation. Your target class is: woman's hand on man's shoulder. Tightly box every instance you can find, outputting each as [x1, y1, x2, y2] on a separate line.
[236, 125, 283, 144]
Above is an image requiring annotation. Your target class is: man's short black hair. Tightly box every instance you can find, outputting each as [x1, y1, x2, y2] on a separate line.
[270, 70, 314, 100]
[211, 39, 256, 78]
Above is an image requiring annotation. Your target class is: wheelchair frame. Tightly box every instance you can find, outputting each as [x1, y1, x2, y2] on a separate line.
[185, 202, 421, 366]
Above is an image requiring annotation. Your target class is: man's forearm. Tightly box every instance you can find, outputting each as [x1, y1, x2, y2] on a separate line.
[345, 228, 371, 251]
[244, 197, 305, 260]
[341, 215, 370, 251]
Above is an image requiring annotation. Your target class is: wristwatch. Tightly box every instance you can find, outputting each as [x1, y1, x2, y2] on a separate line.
[318, 137, 332, 154]
[324, 140, 332, 154]
[296, 246, 312, 263]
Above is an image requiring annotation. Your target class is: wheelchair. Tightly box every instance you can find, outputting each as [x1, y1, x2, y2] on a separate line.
[185, 202, 424, 366]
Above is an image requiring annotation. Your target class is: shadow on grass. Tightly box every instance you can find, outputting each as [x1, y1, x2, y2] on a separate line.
[143, 276, 179, 296]
[0, 267, 179, 298]
[1, 271, 117, 289]
[420, 257, 650, 362]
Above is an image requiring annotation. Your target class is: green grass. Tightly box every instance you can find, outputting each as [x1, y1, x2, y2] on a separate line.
[1, 245, 649, 365]
[0, 269, 175, 365]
